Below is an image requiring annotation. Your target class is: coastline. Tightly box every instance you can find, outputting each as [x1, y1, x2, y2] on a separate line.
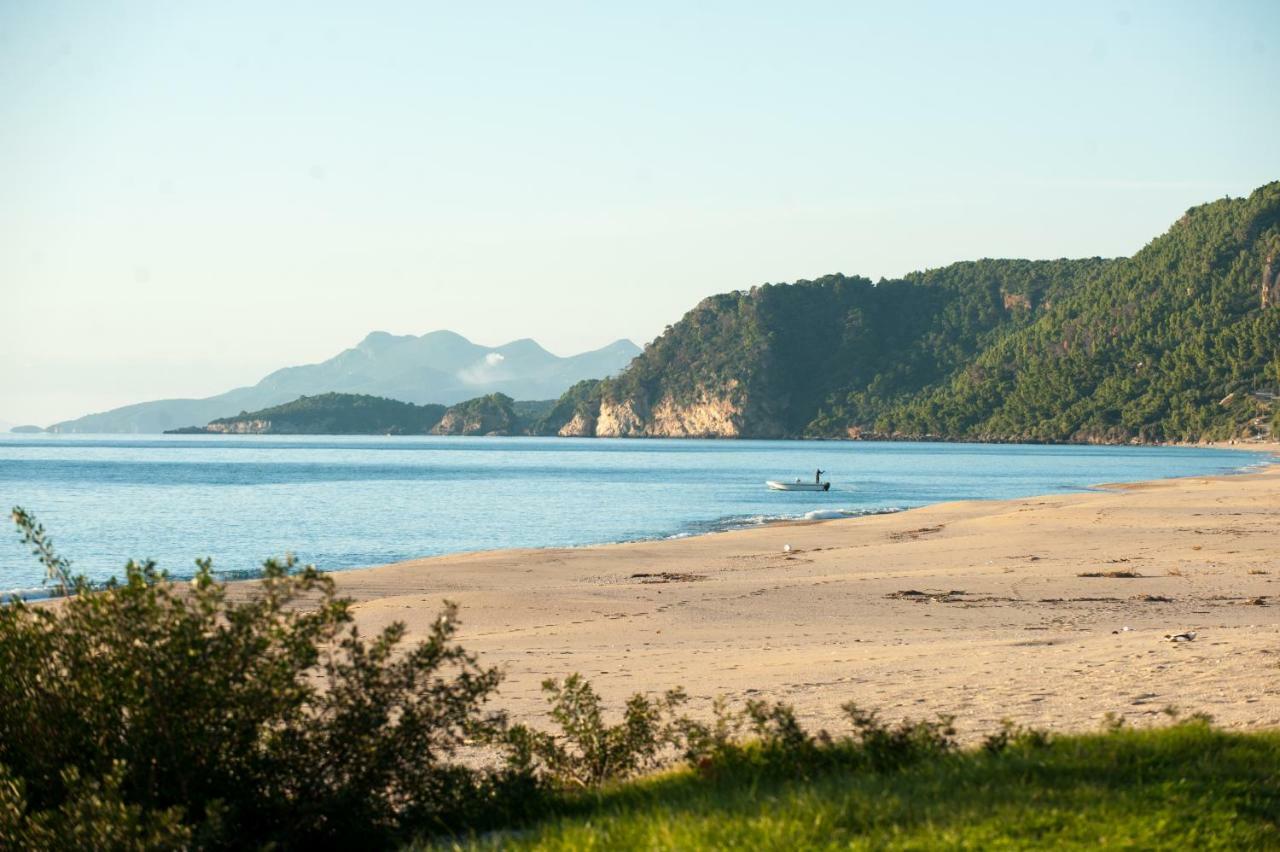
[283, 444, 1280, 739]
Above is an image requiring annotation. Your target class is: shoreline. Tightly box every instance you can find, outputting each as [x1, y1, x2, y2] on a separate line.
[286, 446, 1280, 739]
[8, 442, 1270, 603]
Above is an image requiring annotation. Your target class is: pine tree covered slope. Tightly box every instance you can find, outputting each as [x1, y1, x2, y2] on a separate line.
[882, 183, 1280, 442]
[544, 182, 1279, 442]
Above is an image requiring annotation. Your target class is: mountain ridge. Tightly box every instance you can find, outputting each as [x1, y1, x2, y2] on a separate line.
[538, 182, 1280, 443]
[49, 332, 640, 434]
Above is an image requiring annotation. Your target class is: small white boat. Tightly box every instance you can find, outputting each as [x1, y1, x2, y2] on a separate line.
[767, 480, 831, 492]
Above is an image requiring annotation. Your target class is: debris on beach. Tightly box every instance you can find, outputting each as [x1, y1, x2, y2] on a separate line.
[888, 524, 944, 542]
[1164, 631, 1197, 642]
[1078, 570, 1144, 578]
[887, 589, 967, 603]
[629, 572, 705, 584]
[1040, 596, 1123, 603]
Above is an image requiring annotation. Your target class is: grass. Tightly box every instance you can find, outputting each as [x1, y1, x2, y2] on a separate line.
[425, 724, 1280, 850]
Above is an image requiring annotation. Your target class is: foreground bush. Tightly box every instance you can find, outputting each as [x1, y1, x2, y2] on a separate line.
[0, 509, 515, 848]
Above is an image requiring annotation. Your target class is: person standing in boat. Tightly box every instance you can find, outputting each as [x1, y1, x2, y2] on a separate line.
[815, 468, 824, 484]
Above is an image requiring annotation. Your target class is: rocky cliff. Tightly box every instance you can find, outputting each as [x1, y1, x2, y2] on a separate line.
[594, 387, 753, 438]
[205, 419, 273, 434]
[431, 393, 520, 436]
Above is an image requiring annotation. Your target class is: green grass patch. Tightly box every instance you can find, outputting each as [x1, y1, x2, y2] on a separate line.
[430, 724, 1280, 850]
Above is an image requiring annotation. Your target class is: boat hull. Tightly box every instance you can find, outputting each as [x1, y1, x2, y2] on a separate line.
[766, 481, 831, 492]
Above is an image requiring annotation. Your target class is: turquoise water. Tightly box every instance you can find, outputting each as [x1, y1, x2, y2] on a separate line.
[0, 434, 1264, 594]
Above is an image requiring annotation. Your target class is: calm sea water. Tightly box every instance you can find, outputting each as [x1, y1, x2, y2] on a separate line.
[0, 434, 1264, 594]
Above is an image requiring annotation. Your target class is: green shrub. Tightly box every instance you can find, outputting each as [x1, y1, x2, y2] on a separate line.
[678, 697, 957, 780]
[842, 702, 957, 770]
[503, 674, 689, 789]
[0, 508, 512, 848]
[981, 719, 1052, 755]
[0, 760, 192, 850]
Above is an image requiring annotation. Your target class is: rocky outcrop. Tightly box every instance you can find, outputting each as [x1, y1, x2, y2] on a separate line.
[1263, 251, 1280, 309]
[1001, 291, 1032, 311]
[645, 394, 745, 437]
[594, 398, 648, 437]
[204, 419, 272, 434]
[557, 412, 596, 437]
[431, 410, 499, 436]
[590, 384, 776, 438]
[430, 393, 518, 436]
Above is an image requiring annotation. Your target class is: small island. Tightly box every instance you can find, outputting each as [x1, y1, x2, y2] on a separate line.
[166, 392, 559, 436]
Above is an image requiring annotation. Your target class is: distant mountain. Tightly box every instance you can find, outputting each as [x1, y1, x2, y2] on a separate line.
[9, 425, 45, 434]
[50, 332, 640, 434]
[540, 182, 1280, 443]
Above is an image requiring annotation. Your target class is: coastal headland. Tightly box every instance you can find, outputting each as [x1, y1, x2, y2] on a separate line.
[277, 445, 1280, 739]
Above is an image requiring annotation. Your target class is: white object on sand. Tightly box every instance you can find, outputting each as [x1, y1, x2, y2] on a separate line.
[1165, 631, 1197, 642]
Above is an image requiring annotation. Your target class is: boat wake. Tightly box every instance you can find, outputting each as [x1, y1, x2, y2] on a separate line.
[666, 506, 904, 539]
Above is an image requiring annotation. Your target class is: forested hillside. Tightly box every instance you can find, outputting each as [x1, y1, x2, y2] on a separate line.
[875, 184, 1280, 441]
[167, 392, 558, 436]
[169, 393, 447, 435]
[542, 182, 1280, 442]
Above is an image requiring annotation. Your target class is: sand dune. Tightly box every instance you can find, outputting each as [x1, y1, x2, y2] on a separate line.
[325, 449, 1280, 739]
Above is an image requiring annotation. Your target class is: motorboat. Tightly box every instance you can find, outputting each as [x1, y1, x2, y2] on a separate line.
[766, 479, 831, 492]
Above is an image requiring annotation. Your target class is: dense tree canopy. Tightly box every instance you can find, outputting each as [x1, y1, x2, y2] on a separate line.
[549, 182, 1279, 442]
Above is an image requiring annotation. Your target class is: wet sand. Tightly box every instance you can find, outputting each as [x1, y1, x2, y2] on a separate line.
[323, 446, 1280, 738]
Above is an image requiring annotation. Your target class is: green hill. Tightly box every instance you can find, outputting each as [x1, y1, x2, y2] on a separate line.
[879, 184, 1280, 442]
[167, 392, 559, 436]
[431, 393, 547, 435]
[171, 393, 447, 435]
[540, 182, 1280, 442]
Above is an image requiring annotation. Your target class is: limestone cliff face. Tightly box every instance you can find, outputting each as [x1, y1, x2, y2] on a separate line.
[592, 384, 772, 438]
[557, 412, 596, 437]
[594, 398, 648, 437]
[646, 394, 744, 437]
[205, 419, 272, 434]
[431, 411, 501, 436]
[1263, 250, 1280, 309]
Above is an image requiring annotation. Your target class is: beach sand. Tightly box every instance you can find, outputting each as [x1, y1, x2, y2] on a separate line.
[320, 448, 1280, 739]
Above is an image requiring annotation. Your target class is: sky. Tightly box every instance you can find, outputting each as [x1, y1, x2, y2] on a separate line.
[1, 1, 1278, 426]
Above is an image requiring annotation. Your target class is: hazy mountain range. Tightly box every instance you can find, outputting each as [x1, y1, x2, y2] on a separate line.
[36, 183, 1280, 442]
[49, 331, 640, 434]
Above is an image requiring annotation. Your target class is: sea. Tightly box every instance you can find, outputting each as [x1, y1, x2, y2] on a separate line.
[0, 434, 1265, 596]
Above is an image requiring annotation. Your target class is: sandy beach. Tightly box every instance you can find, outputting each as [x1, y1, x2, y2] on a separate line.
[320, 446, 1280, 739]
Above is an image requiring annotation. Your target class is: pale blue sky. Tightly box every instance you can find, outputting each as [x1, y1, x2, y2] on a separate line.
[1, 1, 1277, 425]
